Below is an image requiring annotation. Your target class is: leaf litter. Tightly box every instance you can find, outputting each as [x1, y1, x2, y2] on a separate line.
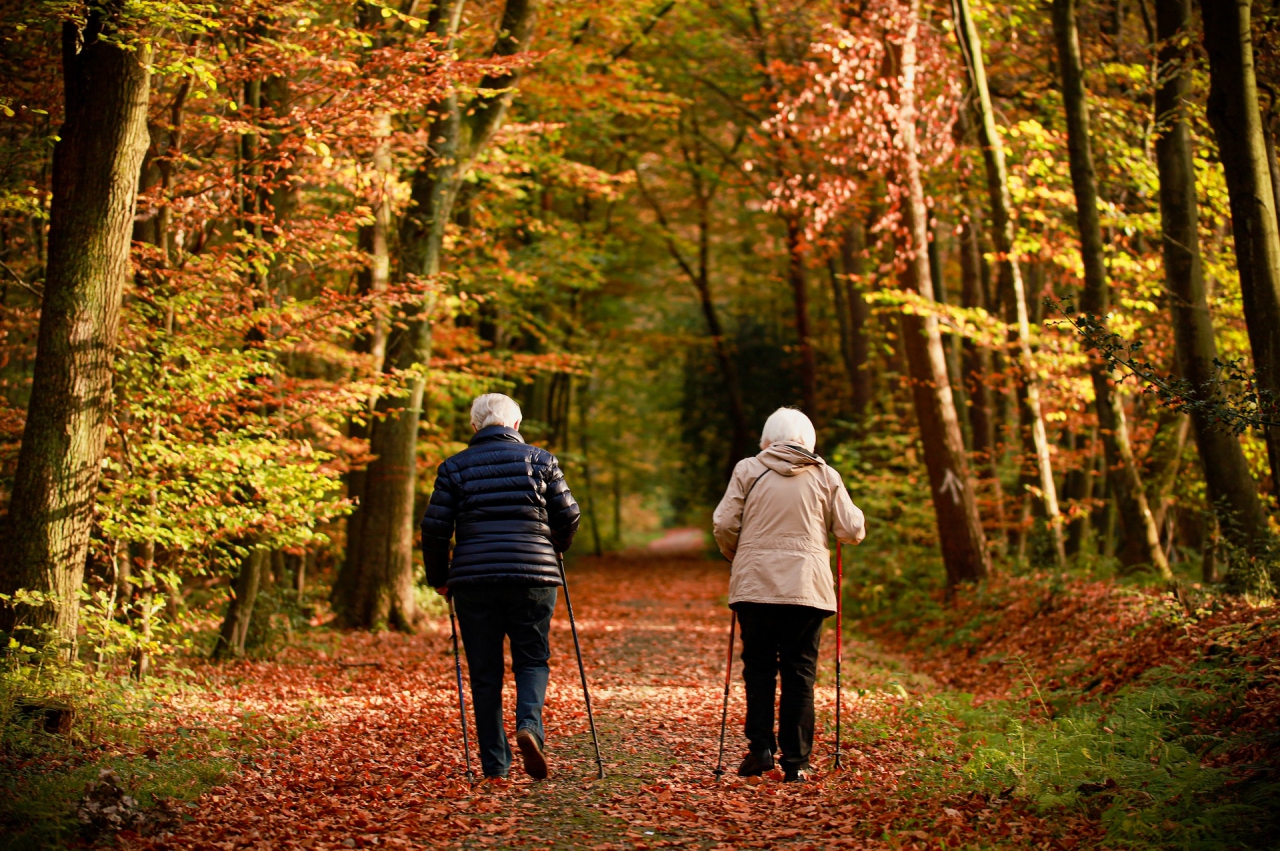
[130, 556, 1101, 850]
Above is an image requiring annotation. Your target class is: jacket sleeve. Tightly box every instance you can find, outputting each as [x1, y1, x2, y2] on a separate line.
[712, 460, 750, 560]
[826, 466, 867, 545]
[421, 463, 457, 588]
[543, 454, 581, 553]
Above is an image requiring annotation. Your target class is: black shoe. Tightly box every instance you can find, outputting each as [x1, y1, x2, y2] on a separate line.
[737, 748, 774, 777]
[516, 727, 549, 780]
[783, 766, 813, 783]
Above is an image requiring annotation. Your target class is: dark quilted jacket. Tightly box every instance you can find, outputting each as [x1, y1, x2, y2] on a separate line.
[421, 426, 580, 588]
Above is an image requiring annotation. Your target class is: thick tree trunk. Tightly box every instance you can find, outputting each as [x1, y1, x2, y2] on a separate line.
[895, 0, 990, 587]
[1200, 0, 1280, 495]
[212, 549, 266, 659]
[335, 0, 538, 629]
[954, 0, 1065, 566]
[0, 10, 151, 656]
[787, 218, 818, 416]
[1053, 0, 1169, 576]
[1157, 0, 1274, 562]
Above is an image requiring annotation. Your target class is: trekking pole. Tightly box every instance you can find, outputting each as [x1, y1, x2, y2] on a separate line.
[712, 610, 736, 780]
[833, 542, 844, 770]
[447, 595, 476, 783]
[556, 552, 606, 779]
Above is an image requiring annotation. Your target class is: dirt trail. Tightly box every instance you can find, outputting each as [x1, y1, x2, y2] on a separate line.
[139, 555, 1084, 851]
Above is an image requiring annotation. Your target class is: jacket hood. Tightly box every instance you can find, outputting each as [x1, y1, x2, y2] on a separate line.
[757, 442, 826, 476]
[470, 425, 525, 446]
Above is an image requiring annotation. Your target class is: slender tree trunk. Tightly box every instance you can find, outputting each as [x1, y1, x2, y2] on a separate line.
[955, 0, 1065, 566]
[957, 213, 996, 468]
[957, 211, 1007, 543]
[0, 9, 151, 655]
[894, 0, 990, 587]
[1053, 0, 1169, 576]
[212, 549, 266, 660]
[840, 221, 873, 419]
[1157, 0, 1274, 564]
[335, 0, 538, 629]
[579, 378, 603, 557]
[787, 217, 818, 416]
[1200, 0, 1280, 495]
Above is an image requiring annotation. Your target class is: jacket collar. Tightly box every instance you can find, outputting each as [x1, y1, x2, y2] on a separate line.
[470, 425, 525, 446]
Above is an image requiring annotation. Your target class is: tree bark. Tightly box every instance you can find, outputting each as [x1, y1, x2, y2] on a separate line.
[1200, 0, 1280, 495]
[954, 0, 1065, 566]
[1157, 0, 1274, 560]
[0, 8, 151, 656]
[1052, 0, 1169, 576]
[837, 221, 873, 419]
[894, 0, 991, 587]
[212, 549, 266, 660]
[957, 212, 997, 468]
[335, 0, 538, 629]
[787, 217, 818, 416]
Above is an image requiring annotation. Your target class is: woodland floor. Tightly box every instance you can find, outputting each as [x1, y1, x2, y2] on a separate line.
[120, 547, 1105, 851]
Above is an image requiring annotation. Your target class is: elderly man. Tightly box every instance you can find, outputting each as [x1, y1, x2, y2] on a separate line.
[422, 393, 580, 781]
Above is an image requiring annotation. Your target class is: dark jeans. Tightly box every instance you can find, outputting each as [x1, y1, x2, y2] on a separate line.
[452, 584, 558, 778]
[734, 601, 827, 772]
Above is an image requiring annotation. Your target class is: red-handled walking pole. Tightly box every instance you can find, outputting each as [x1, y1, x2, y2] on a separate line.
[833, 541, 844, 769]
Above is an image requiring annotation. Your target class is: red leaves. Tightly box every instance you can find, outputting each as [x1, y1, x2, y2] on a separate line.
[128, 556, 1102, 850]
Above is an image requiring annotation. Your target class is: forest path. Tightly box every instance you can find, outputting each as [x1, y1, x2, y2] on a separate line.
[138, 556, 1080, 851]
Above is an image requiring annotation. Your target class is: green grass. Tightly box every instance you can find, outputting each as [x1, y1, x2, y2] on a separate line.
[0, 752, 236, 851]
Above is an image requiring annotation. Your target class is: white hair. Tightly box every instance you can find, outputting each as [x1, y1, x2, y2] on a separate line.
[759, 407, 816, 452]
[470, 393, 522, 431]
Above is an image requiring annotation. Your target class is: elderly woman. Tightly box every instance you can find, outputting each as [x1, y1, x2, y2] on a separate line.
[712, 407, 866, 782]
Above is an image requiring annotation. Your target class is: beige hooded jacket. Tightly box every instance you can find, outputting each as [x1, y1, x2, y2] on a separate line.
[712, 442, 866, 614]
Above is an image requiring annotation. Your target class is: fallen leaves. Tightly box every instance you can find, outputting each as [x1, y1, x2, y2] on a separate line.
[122, 555, 1107, 850]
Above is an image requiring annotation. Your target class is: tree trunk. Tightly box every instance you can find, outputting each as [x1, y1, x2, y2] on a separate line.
[335, 0, 538, 629]
[894, 0, 991, 587]
[1200, 0, 1280, 495]
[1157, 0, 1274, 562]
[957, 213, 997, 469]
[787, 217, 818, 416]
[1053, 0, 1169, 576]
[957, 211, 1006, 542]
[341, 107, 394, 602]
[954, 0, 1065, 566]
[0, 9, 151, 656]
[838, 221, 873, 419]
[212, 549, 266, 660]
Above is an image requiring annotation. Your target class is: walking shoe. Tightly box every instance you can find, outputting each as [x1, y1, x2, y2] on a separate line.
[516, 727, 549, 780]
[783, 766, 813, 783]
[736, 748, 774, 777]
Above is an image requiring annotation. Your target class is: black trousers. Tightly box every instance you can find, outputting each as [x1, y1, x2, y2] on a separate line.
[734, 602, 827, 771]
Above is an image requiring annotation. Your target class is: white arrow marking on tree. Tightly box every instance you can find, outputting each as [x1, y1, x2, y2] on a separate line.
[940, 469, 963, 504]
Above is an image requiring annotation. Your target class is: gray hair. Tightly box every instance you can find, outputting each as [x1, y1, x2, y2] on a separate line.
[470, 393, 522, 431]
[759, 407, 816, 451]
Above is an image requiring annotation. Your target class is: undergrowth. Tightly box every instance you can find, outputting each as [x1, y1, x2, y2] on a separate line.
[0, 622, 323, 849]
[843, 551, 1280, 850]
[907, 662, 1279, 850]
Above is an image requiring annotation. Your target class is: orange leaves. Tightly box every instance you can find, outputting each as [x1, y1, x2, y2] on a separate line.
[110, 555, 1108, 850]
